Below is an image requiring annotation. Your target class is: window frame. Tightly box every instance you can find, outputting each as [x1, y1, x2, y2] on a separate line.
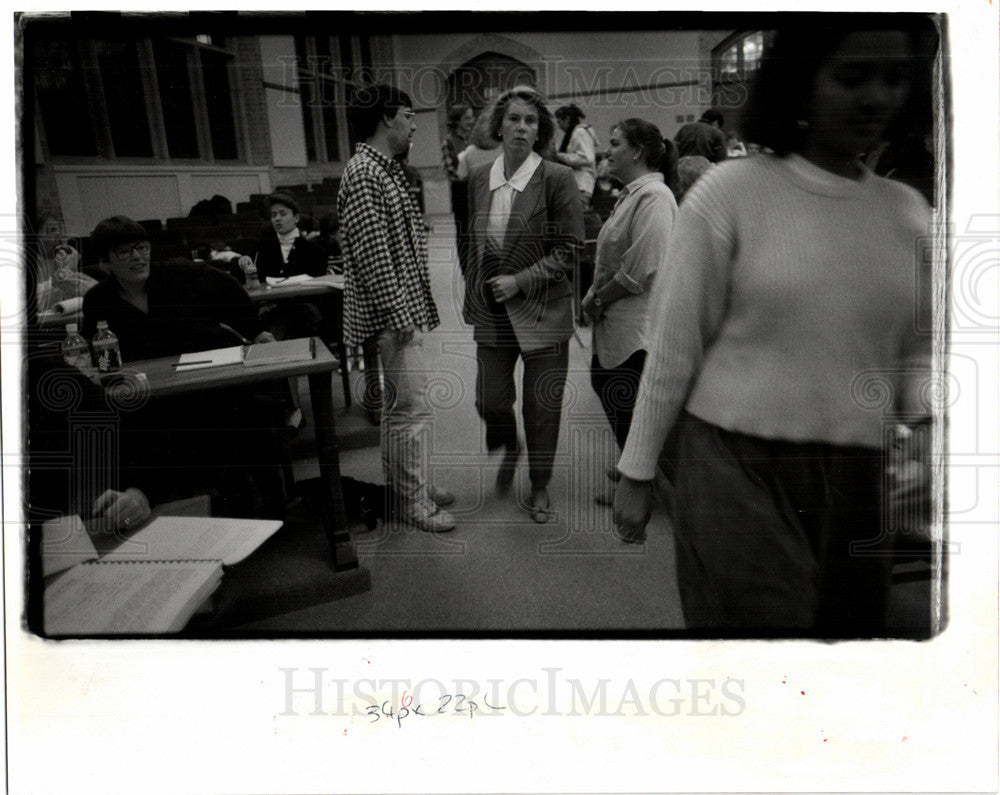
[33, 34, 246, 165]
[293, 33, 366, 166]
[713, 30, 768, 85]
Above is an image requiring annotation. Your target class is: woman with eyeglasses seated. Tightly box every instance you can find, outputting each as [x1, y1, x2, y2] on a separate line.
[81, 216, 284, 517]
[83, 216, 274, 359]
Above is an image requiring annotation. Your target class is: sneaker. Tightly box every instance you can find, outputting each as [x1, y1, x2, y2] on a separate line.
[428, 486, 456, 507]
[401, 505, 456, 533]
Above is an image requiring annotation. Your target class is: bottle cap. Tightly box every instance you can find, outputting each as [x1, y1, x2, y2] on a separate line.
[97, 320, 108, 329]
[65, 323, 78, 333]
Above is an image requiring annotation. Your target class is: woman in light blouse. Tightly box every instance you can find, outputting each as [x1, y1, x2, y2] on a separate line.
[582, 119, 677, 507]
[464, 85, 584, 523]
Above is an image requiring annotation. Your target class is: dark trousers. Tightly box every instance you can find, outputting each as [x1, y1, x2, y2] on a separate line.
[590, 349, 646, 450]
[476, 339, 569, 489]
[671, 412, 892, 637]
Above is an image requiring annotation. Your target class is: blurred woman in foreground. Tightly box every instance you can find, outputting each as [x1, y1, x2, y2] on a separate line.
[614, 20, 935, 636]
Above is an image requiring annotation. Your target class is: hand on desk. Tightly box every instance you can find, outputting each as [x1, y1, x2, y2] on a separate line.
[91, 488, 151, 533]
[253, 331, 277, 344]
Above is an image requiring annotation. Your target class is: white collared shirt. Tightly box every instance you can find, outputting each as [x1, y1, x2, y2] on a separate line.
[486, 151, 543, 248]
[277, 227, 300, 263]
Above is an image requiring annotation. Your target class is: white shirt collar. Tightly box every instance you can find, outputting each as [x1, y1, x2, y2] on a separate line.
[277, 227, 300, 244]
[622, 171, 664, 195]
[489, 151, 543, 192]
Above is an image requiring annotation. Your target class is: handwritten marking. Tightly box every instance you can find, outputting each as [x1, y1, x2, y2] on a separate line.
[364, 689, 506, 728]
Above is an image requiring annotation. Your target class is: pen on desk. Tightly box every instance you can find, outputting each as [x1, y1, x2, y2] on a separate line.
[218, 323, 252, 345]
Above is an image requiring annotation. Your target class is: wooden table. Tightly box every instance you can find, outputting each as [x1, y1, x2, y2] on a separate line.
[111, 338, 359, 573]
[246, 274, 352, 406]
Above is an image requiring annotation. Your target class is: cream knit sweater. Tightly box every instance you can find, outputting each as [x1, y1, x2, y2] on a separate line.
[618, 153, 933, 481]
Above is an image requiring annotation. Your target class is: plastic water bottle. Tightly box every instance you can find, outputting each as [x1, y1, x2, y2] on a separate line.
[61, 323, 97, 379]
[242, 258, 261, 291]
[91, 320, 123, 373]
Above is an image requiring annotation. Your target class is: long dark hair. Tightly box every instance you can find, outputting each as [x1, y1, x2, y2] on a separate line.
[742, 14, 937, 156]
[555, 104, 585, 153]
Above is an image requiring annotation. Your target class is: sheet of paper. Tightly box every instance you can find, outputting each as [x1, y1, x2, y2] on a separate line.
[41, 515, 99, 577]
[104, 516, 283, 566]
[173, 345, 244, 372]
[44, 559, 222, 635]
[266, 274, 313, 286]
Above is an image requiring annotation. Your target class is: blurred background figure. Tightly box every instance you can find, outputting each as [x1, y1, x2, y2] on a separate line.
[457, 109, 503, 183]
[553, 104, 600, 208]
[674, 155, 713, 204]
[673, 107, 729, 164]
[442, 103, 475, 274]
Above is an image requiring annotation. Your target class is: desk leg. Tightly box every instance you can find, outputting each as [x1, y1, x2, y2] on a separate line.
[308, 365, 359, 572]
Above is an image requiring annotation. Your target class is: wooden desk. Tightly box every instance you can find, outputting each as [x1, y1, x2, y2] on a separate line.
[249, 273, 344, 299]
[112, 338, 359, 572]
[246, 274, 352, 406]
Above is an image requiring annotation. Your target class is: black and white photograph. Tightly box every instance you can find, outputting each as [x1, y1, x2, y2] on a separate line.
[4, 4, 998, 793]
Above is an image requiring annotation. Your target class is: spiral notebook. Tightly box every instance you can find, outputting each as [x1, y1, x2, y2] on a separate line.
[42, 515, 283, 635]
[44, 558, 223, 635]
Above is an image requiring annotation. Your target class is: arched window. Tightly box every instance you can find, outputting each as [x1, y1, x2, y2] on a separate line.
[714, 30, 766, 82]
[711, 30, 773, 138]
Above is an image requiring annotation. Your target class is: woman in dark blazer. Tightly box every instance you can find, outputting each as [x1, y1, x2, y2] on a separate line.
[464, 85, 584, 522]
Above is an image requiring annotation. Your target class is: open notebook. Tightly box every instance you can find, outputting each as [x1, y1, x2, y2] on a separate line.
[42, 515, 282, 636]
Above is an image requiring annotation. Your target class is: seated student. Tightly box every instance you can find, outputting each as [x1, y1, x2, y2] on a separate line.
[233, 194, 332, 427]
[235, 193, 327, 280]
[26, 350, 155, 630]
[81, 215, 284, 516]
[33, 215, 99, 314]
[82, 216, 273, 359]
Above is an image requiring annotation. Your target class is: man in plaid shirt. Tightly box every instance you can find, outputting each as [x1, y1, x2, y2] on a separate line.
[338, 84, 456, 533]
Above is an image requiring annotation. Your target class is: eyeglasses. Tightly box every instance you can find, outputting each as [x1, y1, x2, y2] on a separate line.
[401, 110, 416, 121]
[112, 242, 151, 258]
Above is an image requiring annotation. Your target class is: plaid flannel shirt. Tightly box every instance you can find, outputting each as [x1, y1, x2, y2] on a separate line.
[337, 142, 440, 346]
